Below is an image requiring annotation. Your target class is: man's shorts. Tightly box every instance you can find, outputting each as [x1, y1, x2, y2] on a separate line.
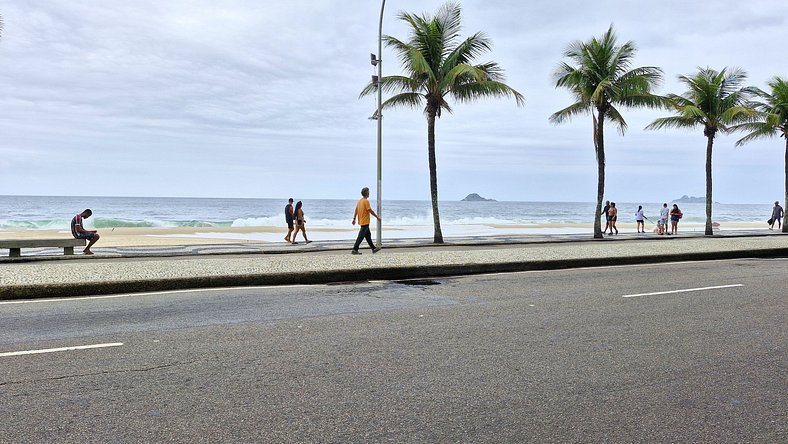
[287, 221, 294, 229]
[74, 232, 97, 240]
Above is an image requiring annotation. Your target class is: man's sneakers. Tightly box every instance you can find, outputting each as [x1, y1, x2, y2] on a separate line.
[351, 247, 381, 255]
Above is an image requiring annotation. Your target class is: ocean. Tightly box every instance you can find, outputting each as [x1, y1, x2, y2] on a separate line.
[0, 195, 776, 238]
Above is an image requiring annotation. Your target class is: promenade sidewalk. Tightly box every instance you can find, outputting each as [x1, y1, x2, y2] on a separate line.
[1, 231, 786, 300]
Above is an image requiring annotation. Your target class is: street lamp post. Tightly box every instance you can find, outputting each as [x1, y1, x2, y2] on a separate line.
[374, 0, 386, 248]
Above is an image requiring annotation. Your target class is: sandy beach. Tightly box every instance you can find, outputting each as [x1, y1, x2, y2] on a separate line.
[0, 222, 768, 248]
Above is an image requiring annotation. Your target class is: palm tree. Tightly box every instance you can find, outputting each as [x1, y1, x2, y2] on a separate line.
[731, 77, 788, 233]
[360, 2, 524, 243]
[550, 26, 664, 239]
[646, 67, 757, 235]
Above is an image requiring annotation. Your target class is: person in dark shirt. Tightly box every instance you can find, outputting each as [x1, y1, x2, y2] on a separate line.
[770, 201, 784, 230]
[284, 198, 295, 243]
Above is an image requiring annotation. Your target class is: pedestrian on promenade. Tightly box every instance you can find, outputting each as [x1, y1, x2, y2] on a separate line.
[290, 201, 311, 245]
[608, 202, 619, 234]
[71, 208, 100, 255]
[284, 198, 295, 243]
[669, 204, 683, 235]
[602, 200, 611, 234]
[635, 205, 645, 233]
[351, 187, 381, 255]
[659, 203, 670, 235]
[769, 201, 784, 230]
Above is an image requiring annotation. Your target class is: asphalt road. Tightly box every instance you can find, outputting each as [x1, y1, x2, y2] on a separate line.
[1, 258, 786, 443]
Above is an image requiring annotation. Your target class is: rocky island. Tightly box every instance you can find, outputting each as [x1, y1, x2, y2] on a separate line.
[674, 195, 719, 204]
[461, 193, 496, 202]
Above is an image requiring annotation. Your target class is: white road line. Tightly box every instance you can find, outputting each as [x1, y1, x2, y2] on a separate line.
[622, 284, 743, 298]
[0, 342, 123, 357]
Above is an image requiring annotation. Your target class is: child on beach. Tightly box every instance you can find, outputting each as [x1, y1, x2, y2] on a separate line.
[656, 218, 666, 235]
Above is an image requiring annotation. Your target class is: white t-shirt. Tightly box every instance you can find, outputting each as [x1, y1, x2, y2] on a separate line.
[635, 209, 644, 221]
[660, 207, 669, 220]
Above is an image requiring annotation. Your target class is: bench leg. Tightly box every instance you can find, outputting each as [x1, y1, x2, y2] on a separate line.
[10, 248, 21, 257]
[64, 247, 74, 255]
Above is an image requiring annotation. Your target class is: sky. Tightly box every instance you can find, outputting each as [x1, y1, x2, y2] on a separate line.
[0, 0, 786, 203]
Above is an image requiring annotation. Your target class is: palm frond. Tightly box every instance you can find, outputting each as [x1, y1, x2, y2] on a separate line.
[359, 75, 422, 98]
[730, 121, 778, 146]
[381, 92, 425, 111]
[606, 105, 628, 135]
[719, 105, 759, 132]
[442, 32, 492, 73]
[645, 116, 698, 131]
[451, 81, 524, 106]
[441, 63, 485, 90]
[549, 101, 591, 125]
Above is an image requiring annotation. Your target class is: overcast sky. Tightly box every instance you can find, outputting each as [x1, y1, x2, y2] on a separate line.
[1, 0, 786, 203]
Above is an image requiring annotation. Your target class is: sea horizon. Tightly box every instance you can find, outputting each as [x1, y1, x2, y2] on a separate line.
[0, 195, 778, 233]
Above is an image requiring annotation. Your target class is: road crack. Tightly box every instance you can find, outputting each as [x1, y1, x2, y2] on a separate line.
[0, 360, 196, 386]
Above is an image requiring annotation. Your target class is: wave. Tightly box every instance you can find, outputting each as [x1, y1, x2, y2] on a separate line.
[0, 218, 234, 230]
[0, 214, 772, 230]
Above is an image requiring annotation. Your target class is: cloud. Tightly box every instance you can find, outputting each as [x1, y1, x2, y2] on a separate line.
[0, 0, 786, 202]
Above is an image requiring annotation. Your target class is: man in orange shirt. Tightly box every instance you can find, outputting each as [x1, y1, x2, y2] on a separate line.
[351, 187, 381, 254]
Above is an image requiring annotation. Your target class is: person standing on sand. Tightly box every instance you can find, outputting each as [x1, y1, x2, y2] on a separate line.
[284, 198, 295, 243]
[602, 200, 611, 234]
[659, 203, 670, 235]
[770, 201, 784, 230]
[290, 201, 311, 244]
[351, 187, 381, 255]
[608, 202, 619, 234]
[71, 209, 100, 255]
[635, 205, 645, 233]
[669, 204, 683, 235]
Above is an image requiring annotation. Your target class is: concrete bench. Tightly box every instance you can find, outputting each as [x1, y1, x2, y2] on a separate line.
[0, 239, 87, 257]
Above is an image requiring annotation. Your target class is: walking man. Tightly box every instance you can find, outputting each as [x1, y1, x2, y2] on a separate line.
[284, 198, 295, 243]
[351, 187, 381, 255]
[71, 209, 100, 255]
[770, 201, 784, 230]
[608, 202, 619, 234]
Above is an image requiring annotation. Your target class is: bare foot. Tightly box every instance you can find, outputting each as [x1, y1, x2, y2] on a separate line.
[305, 240, 312, 244]
[83, 250, 94, 255]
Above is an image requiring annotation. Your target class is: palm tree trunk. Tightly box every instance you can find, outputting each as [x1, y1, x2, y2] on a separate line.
[705, 135, 714, 236]
[783, 137, 788, 233]
[427, 109, 444, 243]
[593, 112, 605, 239]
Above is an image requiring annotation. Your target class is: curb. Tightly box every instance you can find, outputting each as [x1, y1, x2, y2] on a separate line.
[3, 247, 787, 301]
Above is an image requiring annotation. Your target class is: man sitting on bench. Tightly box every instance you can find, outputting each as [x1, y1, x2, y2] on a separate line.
[71, 209, 100, 255]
